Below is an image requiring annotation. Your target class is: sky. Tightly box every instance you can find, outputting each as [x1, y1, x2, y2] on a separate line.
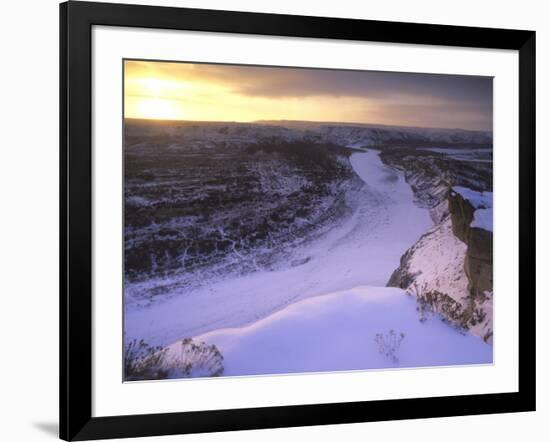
[124, 60, 493, 131]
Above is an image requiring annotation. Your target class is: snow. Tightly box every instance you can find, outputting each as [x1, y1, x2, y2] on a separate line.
[167, 286, 492, 376]
[452, 186, 492, 209]
[402, 217, 469, 305]
[126, 148, 494, 379]
[416, 147, 492, 163]
[451, 186, 493, 232]
[471, 208, 493, 231]
[125, 150, 432, 347]
[418, 148, 492, 154]
[393, 203, 493, 342]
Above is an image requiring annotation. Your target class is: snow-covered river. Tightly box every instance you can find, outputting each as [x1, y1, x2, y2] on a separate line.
[180, 151, 491, 376]
[125, 150, 433, 347]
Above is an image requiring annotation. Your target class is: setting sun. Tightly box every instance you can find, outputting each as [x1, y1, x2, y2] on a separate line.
[131, 97, 179, 120]
[123, 60, 383, 124]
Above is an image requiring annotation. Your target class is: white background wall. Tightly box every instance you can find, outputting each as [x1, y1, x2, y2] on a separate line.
[0, 0, 546, 441]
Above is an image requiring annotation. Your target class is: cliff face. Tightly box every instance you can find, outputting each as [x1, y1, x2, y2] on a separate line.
[448, 189, 493, 300]
[388, 188, 493, 344]
[466, 230, 493, 298]
[447, 191, 474, 242]
[379, 147, 492, 210]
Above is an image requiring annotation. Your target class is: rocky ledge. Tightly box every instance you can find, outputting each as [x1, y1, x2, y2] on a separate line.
[388, 187, 493, 344]
[448, 188, 493, 300]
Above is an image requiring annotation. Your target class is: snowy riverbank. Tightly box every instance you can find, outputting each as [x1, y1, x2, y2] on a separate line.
[173, 286, 492, 376]
[125, 150, 432, 347]
[126, 149, 493, 378]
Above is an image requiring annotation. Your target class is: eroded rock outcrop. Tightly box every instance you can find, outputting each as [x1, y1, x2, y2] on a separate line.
[388, 188, 493, 344]
[448, 188, 493, 300]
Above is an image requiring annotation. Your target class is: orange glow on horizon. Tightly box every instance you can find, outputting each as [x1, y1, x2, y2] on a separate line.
[123, 60, 493, 131]
[124, 60, 379, 124]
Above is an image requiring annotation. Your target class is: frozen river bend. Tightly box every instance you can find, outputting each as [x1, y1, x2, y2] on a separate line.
[160, 149, 490, 375]
[124, 120, 493, 378]
[127, 150, 430, 346]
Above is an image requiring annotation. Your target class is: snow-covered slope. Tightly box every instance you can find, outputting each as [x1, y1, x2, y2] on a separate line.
[387, 213, 493, 342]
[125, 150, 432, 347]
[124, 119, 494, 379]
[389, 217, 469, 304]
[167, 286, 492, 377]
[388, 188, 493, 343]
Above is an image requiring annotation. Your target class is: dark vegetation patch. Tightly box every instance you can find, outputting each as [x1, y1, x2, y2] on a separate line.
[124, 338, 224, 381]
[124, 123, 358, 299]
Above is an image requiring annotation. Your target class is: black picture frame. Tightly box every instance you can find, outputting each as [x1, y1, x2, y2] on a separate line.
[60, 1, 536, 440]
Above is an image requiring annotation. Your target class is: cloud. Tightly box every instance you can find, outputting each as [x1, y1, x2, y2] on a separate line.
[124, 60, 493, 130]
[127, 60, 490, 99]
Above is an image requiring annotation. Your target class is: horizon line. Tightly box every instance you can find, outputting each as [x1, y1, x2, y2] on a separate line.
[123, 117, 492, 133]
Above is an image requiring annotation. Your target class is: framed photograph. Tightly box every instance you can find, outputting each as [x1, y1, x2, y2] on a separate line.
[60, 1, 536, 440]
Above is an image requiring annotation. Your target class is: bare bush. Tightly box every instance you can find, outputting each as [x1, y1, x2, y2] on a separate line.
[374, 330, 405, 363]
[470, 308, 487, 326]
[409, 283, 470, 331]
[124, 339, 170, 381]
[124, 338, 224, 381]
[416, 290, 466, 328]
[169, 338, 224, 378]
